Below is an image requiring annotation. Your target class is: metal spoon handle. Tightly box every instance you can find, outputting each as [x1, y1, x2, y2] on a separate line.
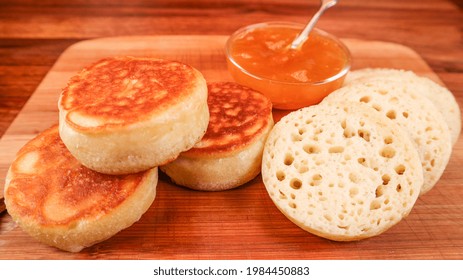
[290, 0, 338, 50]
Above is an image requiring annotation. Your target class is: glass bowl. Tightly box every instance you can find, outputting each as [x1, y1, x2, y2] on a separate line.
[225, 22, 351, 110]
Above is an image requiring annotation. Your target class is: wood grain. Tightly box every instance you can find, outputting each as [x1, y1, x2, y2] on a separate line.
[0, 36, 462, 260]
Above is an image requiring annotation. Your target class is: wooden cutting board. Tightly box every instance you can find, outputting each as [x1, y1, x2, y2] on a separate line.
[0, 36, 462, 260]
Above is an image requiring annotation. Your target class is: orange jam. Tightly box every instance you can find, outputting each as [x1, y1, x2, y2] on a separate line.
[226, 22, 351, 110]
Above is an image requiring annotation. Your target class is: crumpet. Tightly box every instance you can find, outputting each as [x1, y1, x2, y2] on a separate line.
[161, 82, 273, 191]
[345, 68, 461, 145]
[4, 125, 158, 252]
[59, 56, 209, 175]
[262, 103, 423, 241]
[323, 78, 452, 195]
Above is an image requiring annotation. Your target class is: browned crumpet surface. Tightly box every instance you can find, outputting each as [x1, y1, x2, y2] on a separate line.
[5, 125, 144, 226]
[60, 57, 198, 131]
[184, 82, 272, 156]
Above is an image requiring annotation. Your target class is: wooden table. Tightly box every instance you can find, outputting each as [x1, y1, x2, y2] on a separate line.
[0, 0, 462, 260]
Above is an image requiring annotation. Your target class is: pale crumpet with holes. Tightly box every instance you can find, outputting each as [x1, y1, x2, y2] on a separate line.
[4, 125, 158, 252]
[58, 56, 209, 175]
[344, 68, 461, 145]
[344, 68, 415, 86]
[261, 102, 423, 241]
[161, 82, 273, 191]
[323, 78, 452, 195]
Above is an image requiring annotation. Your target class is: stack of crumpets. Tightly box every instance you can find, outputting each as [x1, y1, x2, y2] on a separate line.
[4, 56, 211, 252]
[59, 57, 209, 175]
[261, 68, 460, 241]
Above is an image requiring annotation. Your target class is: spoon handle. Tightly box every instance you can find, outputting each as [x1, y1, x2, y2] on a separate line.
[290, 0, 338, 49]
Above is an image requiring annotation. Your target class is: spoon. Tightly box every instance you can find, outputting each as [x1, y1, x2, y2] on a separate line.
[290, 0, 339, 50]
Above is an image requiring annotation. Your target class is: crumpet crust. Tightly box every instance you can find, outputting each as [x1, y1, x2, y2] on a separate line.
[60, 57, 199, 131]
[4, 125, 157, 252]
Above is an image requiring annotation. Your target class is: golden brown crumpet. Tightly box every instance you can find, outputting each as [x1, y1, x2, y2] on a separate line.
[4, 125, 158, 252]
[186, 82, 273, 156]
[58, 56, 209, 175]
[61, 57, 201, 130]
[161, 82, 273, 191]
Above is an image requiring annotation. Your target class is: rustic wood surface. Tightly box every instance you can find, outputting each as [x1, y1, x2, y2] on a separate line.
[0, 0, 462, 259]
[0, 35, 462, 260]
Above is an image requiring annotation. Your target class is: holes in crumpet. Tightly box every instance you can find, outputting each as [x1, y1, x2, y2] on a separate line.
[378, 89, 388, 95]
[309, 174, 323, 187]
[382, 174, 391, 185]
[303, 144, 320, 154]
[290, 178, 302, 190]
[370, 200, 381, 210]
[384, 136, 393, 144]
[343, 127, 355, 138]
[396, 184, 403, 192]
[329, 146, 344, 153]
[341, 119, 346, 129]
[292, 134, 303, 142]
[372, 104, 382, 111]
[380, 146, 396, 158]
[375, 185, 384, 197]
[386, 110, 396, 120]
[395, 164, 406, 175]
[312, 174, 323, 181]
[389, 97, 399, 104]
[360, 96, 371, 103]
[314, 127, 324, 135]
[358, 129, 371, 142]
[276, 170, 286, 181]
[298, 165, 309, 174]
[284, 153, 294, 165]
